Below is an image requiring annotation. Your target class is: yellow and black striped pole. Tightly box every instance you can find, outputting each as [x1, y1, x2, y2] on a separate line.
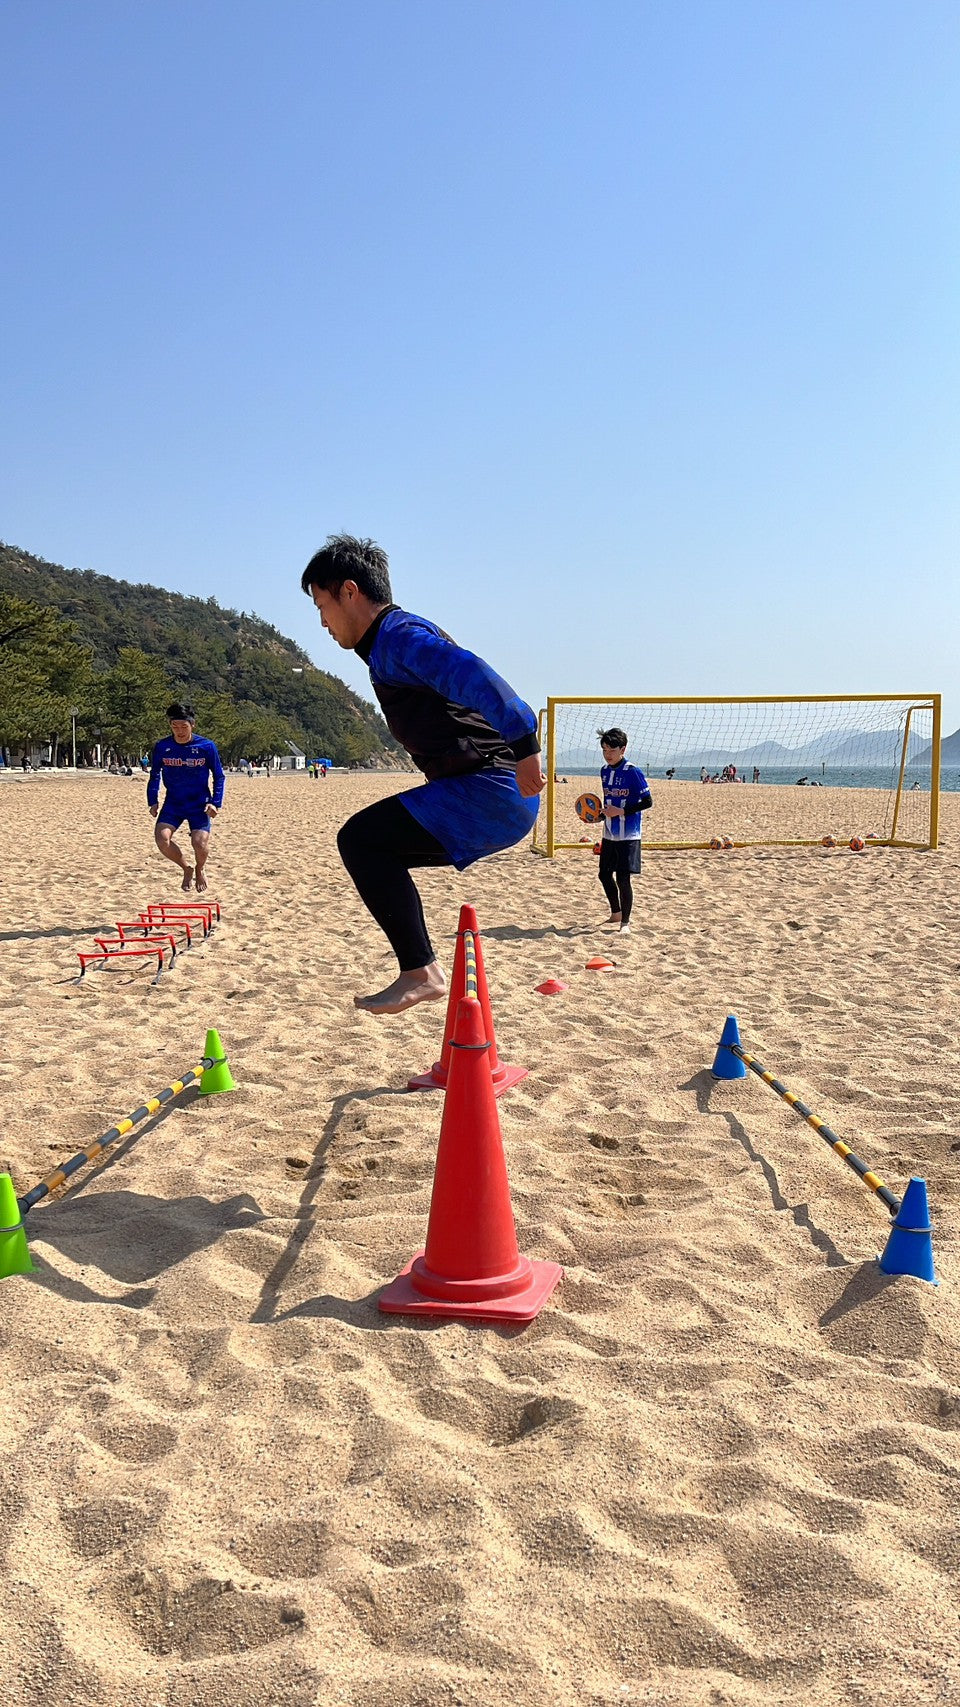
[712, 1016, 900, 1216]
[17, 1056, 215, 1216]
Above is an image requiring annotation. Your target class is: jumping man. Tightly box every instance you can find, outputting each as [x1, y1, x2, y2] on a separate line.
[302, 535, 546, 1014]
[147, 702, 225, 892]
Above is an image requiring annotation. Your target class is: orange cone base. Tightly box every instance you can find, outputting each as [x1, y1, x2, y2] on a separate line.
[407, 1060, 528, 1096]
[379, 1250, 562, 1322]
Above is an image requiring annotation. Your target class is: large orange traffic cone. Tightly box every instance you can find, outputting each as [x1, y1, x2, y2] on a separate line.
[381, 995, 562, 1322]
[408, 904, 527, 1094]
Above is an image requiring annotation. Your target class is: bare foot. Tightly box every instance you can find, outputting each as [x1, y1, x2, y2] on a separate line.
[607, 912, 622, 926]
[195, 869, 208, 892]
[181, 866, 194, 892]
[354, 963, 446, 1015]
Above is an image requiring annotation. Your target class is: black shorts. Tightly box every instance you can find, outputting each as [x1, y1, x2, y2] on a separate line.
[599, 838, 641, 878]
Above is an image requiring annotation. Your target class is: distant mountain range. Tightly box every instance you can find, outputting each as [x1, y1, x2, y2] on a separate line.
[914, 728, 960, 767]
[0, 541, 407, 767]
[556, 724, 960, 772]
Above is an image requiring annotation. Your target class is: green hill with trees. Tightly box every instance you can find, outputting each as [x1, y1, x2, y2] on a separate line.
[0, 543, 407, 768]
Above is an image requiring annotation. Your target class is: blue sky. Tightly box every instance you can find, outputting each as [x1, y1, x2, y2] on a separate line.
[2, 1, 958, 727]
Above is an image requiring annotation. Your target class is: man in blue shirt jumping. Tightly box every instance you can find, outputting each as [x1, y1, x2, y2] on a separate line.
[147, 703, 225, 892]
[302, 534, 545, 1015]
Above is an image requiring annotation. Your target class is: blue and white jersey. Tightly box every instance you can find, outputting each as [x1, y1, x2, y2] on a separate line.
[601, 760, 649, 841]
[147, 735, 225, 811]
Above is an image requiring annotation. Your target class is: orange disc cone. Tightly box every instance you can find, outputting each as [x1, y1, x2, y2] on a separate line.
[408, 903, 527, 1094]
[382, 996, 562, 1322]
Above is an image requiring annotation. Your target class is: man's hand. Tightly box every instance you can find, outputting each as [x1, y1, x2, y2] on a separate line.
[515, 755, 547, 798]
[604, 804, 625, 819]
[205, 804, 219, 819]
[149, 804, 159, 818]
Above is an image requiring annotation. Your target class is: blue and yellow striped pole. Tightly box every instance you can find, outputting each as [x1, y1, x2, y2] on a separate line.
[712, 1015, 901, 1216]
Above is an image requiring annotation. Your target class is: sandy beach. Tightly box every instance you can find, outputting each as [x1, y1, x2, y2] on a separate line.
[1, 769, 957, 1707]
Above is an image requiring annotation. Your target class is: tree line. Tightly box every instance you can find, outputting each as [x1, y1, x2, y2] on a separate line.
[0, 545, 405, 768]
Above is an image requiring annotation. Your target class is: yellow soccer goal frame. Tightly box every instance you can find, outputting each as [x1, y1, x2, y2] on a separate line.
[533, 694, 941, 855]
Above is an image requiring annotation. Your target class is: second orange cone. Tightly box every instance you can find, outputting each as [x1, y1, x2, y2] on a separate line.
[408, 903, 527, 1094]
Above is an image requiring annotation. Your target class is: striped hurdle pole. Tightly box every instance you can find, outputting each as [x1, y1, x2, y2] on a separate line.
[17, 1053, 218, 1216]
[711, 1015, 901, 1216]
[463, 930, 478, 1002]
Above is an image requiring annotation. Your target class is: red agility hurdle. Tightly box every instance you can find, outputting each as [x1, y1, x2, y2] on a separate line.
[74, 901, 222, 984]
[94, 930, 180, 963]
[146, 899, 221, 925]
[144, 901, 220, 937]
[77, 944, 169, 983]
[115, 918, 195, 946]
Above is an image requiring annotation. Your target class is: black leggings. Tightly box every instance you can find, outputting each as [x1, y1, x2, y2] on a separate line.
[337, 796, 452, 971]
[598, 840, 640, 924]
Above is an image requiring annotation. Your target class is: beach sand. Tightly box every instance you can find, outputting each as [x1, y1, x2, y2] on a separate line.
[1, 771, 957, 1707]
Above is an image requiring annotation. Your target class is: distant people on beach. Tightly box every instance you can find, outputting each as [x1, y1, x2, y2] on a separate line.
[664, 767, 676, 779]
[752, 766, 760, 783]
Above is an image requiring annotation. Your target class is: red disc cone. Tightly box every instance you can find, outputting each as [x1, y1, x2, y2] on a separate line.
[536, 978, 567, 995]
[381, 996, 562, 1322]
[408, 904, 527, 1094]
[585, 956, 615, 971]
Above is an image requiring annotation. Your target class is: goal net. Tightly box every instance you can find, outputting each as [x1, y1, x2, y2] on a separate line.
[534, 695, 941, 853]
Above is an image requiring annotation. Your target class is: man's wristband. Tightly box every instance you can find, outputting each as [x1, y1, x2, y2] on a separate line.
[509, 733, 541, 763]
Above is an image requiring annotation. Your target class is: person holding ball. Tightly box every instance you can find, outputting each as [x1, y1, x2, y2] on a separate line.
[597, 728, 652, 935]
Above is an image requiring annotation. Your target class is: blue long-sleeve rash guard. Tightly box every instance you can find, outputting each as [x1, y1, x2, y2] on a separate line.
[356, 607, 539, 780]
[147, 735, 225, 811]
[355, 607, 541, 868]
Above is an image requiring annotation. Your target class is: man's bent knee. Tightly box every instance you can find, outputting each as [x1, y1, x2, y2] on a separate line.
[337, 813, 366, 871]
